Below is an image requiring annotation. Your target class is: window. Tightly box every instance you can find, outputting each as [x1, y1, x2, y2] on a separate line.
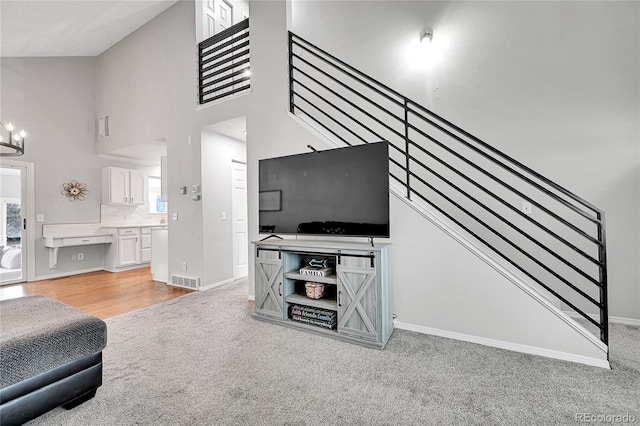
[148, 176, 167, 214]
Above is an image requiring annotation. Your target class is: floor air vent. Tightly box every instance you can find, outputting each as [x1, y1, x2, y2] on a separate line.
[170, 275, 200, 289]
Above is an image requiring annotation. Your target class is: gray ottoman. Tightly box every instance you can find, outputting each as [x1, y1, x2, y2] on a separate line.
[0, 296, 107, 425]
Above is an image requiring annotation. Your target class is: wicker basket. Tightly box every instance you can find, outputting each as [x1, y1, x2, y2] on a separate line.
[305, 282, 325, 299]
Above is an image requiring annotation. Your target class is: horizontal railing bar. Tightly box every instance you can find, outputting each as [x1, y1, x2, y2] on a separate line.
[291, 37, 405, 110]
[293, 82, 377, 145]
[407, 183, 603, 330]
[201, 30, 249, 58]
[199, 18, 249, 50]
[407, 123, 603, 248]
[292, 63, 405, 141]
[406, 107, 601, 226]
[201, 83, 250, 104]
[201, 67, 250, 90]
[390, 157, 407, 172]
[292, 57, 405, 132]
[202, 75, 250, 98]
[200, 57, 251, 82]
[408, 139, 602, 268]
[390, 172, 406, 187]
[290, 32, 602, 218]
[408, 152, 602, 286]
[408, 100, 604, 217]
[293, 104, 353, 147]
[408, 168, 602, 307]
[201, 38, 250, 67]
[202, 50, 250, 75]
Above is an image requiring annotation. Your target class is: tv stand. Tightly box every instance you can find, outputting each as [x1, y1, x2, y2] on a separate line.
[253, 239, 393, 349]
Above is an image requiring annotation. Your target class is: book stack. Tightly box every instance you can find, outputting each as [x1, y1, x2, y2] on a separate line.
[290, 304, 337, 330]
[299, 258, 333, 277]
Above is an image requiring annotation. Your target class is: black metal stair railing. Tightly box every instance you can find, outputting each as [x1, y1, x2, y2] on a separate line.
[198, 19, 250, 105]
[288, 32, 608, 348]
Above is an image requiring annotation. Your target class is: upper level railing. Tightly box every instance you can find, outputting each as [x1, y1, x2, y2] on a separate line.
[288, 32, 608, 347]
[198, 19, 250, 105]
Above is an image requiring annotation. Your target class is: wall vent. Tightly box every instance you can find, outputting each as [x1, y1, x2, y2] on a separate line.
[98, 115, 110, 140]
[170, 274, 200, 289]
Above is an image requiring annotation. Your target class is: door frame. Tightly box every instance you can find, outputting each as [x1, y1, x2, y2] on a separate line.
[0, 159, 35, 283]
[231, 160, 248, 279]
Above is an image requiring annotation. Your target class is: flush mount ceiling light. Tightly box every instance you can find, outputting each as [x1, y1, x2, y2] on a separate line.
[420, 29, 433, 45]
[0, 121, 26, 157]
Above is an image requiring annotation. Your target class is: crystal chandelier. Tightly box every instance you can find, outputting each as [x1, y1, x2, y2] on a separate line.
[0, 121, 26, 156]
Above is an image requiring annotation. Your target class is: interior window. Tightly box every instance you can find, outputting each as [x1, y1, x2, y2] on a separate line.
[148, 176, 167, 214]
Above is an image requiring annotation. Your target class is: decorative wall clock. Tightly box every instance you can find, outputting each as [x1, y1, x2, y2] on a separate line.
[61, 180, 89, 201]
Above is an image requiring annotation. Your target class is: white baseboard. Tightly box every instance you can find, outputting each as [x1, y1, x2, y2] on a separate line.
[247, 295, 255, 301]
[394, 321, 610, 369]
[33, 267, 104, 282]
[564, 311, 640, 327]
[199, 277, 235, 291]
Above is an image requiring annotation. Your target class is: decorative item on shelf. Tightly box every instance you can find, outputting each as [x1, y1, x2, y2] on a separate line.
[305, 282, 325, 300]
[0, 121, 26, 157]
[61, 180, 89, 201]
[299, 257, 333, 277]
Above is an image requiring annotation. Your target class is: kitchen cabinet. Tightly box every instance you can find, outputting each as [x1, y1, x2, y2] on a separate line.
[104, 227, 155, 272]
[102, 167, 146, 205]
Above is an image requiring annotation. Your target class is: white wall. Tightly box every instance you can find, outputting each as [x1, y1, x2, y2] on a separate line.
[0, 57, 106, 278]
[97, 0, 250, 286]
[289, 0, 640, 321]
[201, 128, 246, 287]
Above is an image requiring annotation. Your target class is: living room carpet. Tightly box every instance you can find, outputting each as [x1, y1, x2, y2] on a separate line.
[33, 280, 639, 425]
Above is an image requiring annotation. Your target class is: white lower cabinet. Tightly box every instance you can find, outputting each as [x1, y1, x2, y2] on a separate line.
[104, 227, 153, 272]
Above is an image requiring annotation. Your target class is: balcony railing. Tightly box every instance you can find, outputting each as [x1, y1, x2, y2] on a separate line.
[198, 19, 250, 105]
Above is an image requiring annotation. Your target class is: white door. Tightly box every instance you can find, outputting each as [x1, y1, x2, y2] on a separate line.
[0, 165, 26, 285]
[203, 0, 215, 40]
[232, 162, 248, 278]
[215, 0, 233, 33]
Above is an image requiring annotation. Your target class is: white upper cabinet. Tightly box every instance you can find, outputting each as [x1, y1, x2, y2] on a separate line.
[102, 167, 146, 205]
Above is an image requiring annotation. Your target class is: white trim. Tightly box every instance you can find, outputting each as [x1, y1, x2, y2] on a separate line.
[564, 310, 640, 327]
[97, 154, 160, 167]
[395, 321, 610, 369]
[199, 277, 234, 291]
[35, 266, 104, 281]
[0, 159, 35, 283]
[247, 294, 255, 301]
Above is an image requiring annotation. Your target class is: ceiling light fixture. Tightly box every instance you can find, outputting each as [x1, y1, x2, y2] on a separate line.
[420, 29, 433, 45]
[0, 121, 26, 157]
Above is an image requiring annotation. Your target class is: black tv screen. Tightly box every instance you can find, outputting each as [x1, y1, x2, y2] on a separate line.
[259, 142, 390, 237]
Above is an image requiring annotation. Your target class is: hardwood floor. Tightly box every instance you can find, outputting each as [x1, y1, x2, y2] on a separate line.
[0, 267, 194, 319]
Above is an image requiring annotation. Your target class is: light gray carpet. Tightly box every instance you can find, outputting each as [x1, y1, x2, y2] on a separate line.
[33, 280, 639, 425]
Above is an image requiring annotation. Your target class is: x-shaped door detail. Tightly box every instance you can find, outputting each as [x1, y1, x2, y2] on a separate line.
[338, 266, 377, 339]
[256, 258, 283, 318]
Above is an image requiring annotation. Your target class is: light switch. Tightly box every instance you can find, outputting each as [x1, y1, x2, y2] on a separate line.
[172, 213, 178, 221]
[221, 212, 226, 220]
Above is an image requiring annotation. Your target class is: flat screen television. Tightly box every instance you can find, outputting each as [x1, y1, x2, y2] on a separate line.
[259, 141, 389, 238]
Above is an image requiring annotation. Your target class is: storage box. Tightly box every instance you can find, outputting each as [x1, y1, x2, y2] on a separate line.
[305, 282, 325, 299]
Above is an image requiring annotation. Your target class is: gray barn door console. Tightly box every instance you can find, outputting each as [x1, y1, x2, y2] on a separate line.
[253, 240, 393, 349]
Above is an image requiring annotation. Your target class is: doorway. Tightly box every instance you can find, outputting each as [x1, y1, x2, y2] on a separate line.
[0, 162, 30, 285]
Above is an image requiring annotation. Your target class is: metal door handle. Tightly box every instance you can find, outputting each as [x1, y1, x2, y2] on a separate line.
[338, 290, 342, 307]
[278, 282, 282, 297]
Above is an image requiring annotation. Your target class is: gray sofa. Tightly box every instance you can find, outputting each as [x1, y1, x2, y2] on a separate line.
[0, 296, 107, 425]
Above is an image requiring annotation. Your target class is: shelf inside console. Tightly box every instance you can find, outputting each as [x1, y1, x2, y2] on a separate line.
[285, 293, 337, 311]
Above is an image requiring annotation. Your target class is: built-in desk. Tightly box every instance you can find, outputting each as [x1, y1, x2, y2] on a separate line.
[43, 224, 114, 269]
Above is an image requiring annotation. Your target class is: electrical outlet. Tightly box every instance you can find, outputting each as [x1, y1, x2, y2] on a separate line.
[36, 214, 45, 223]
[522, 202, 532, 215]
[77, 253, 84, 261]
[182, 262, 187, 270]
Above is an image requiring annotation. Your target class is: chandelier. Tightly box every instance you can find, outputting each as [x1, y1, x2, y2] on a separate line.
[0, 121, 26, 157]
